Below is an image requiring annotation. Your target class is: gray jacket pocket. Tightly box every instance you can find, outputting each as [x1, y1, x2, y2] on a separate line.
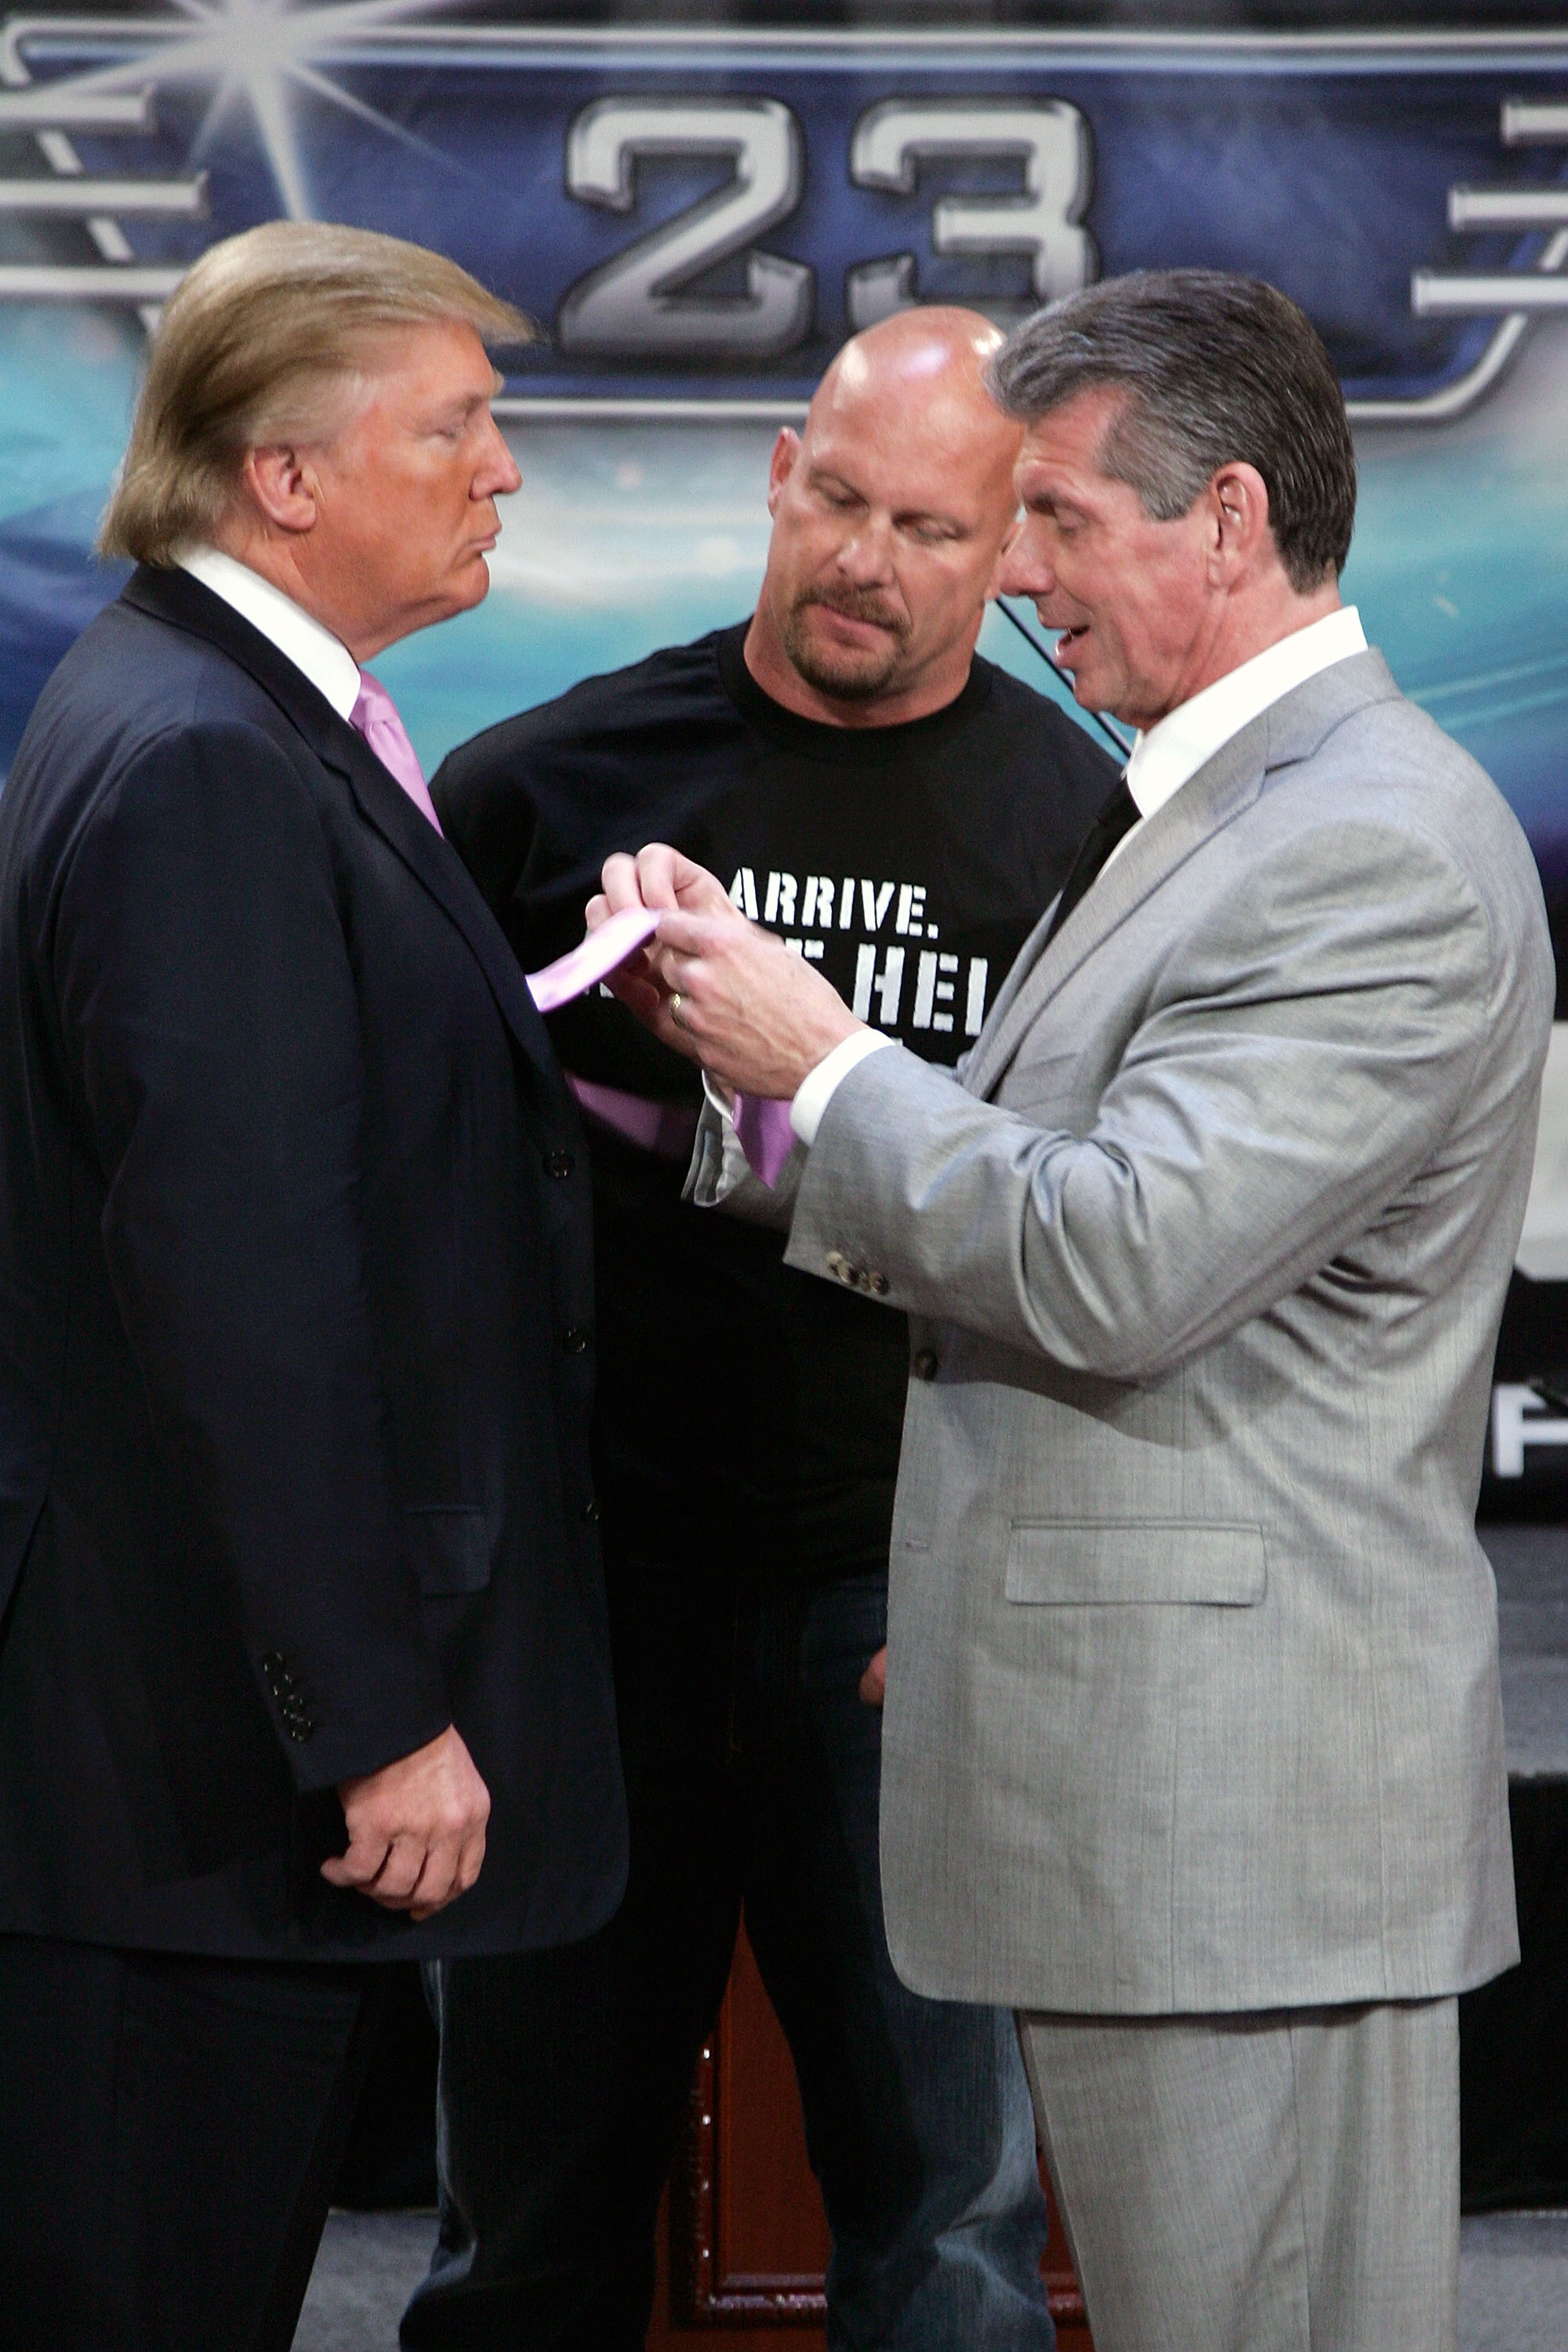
[1005, 1519, 1265, 1606]
[404, 1505, 492, 1597]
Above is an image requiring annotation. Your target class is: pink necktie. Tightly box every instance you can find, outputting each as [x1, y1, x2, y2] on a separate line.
[523, 905, 793, 1181]
[526, 905, 660, 1011]
[733, 1093, 796, 1187]
[351, 670, 445, 837]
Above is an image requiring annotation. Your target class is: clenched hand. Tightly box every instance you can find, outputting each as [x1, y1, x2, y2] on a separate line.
[322, 1723, 490, 1923]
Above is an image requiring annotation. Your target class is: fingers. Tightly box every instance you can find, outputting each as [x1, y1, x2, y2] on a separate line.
[635, 844, 686, 910]
[591, 905, 751, 1055]
[320, 1829, 465, 1919]
[598, 846, 742, 922]
[599, 852, 647, 913]
[648, 911, 759, 1013]
[320, 1824, 478, 1918]
[319, 1824, 437, 1912]
[408, 1820, 488, 1924]
[662, 849, 746, 920]
[601, 868, 856, 1091]
[600, 844, 684, 913]
[589, 862, 753, 1054]
[604, 967, 668, 1022]
[323, 1725, 491, 1919]
[858, 1646, 888, 1708]
[652, 909, 728, 959]
[319, 1829, 393, 1896]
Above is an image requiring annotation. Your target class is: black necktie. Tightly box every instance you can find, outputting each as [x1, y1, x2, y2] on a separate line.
[1042, 776, 1140, 949]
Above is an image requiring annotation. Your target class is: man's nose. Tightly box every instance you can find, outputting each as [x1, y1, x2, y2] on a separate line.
[836, 516, 896, 583]
[996, 523, 1054, 601]
[475, 414, 522, 499]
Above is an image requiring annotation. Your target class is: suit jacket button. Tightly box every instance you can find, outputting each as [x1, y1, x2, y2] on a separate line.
[563, 1326, 590, 1355]
[869, 1273, 890, 1297]
[826, 1250, 849, 1280]
[546, 1149, 575, 1179]
[582, 1497, 601, 1525]
[912, 1348, 938, 1381]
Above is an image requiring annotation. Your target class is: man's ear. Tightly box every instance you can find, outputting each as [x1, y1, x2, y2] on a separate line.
[766, 426, 802, 518]
[238, 445, 320, 537]
[1207, 461, 1272, 584]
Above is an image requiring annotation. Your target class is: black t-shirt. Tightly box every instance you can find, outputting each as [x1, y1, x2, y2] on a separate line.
[433, 621, 1116, 1581]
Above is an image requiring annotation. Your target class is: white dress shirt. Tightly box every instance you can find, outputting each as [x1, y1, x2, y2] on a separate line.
[1108, 603, 1367, 877]
[784, 604, 1369, 1148]
[179, 545, 361, 719]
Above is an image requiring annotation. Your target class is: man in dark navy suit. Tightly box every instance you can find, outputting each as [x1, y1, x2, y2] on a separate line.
[0, 221, 626, 2351]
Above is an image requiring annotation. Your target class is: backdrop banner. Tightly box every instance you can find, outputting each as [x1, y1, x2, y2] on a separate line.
[2, 16, 1568, 867]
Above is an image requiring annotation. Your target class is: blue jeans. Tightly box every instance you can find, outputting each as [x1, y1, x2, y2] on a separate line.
[404, 1563, 1051, 2351]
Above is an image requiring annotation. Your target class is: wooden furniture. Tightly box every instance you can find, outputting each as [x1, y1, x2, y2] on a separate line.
[644, 1920, 1091, 2348]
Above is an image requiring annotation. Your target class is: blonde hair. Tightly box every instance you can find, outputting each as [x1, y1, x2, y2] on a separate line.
[99, 220, 532, 566]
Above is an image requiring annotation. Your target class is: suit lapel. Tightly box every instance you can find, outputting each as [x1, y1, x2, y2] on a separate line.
[964, 648, 1402, 1101]
[121, 567, 562, 1086]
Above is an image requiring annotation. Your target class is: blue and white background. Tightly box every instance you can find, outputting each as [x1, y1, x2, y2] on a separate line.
[4, 13, 1568, 877]
[6, 9, 1568, 1479]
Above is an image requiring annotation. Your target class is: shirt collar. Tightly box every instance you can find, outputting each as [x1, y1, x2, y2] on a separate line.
[1123, 605, 1368, 824]
[178, 545, 362, 722]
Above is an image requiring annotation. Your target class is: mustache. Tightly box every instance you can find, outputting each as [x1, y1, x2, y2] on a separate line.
[794, 586, 910, 639]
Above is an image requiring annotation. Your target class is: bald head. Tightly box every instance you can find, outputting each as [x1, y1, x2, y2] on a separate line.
[746, 307, 1025, 727]
[805, 306, 1019, 472]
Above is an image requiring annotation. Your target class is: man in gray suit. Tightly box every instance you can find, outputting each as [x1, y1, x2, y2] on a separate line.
[594, 270, 1553, 2350]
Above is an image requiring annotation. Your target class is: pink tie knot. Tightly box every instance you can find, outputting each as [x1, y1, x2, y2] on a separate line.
[350, 670, 444, 837]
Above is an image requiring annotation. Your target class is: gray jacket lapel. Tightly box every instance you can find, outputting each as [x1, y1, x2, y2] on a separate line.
[964, 648, 1402, 1101]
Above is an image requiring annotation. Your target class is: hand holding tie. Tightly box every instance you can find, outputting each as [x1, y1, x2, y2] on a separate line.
[589, 843, 865, 1099]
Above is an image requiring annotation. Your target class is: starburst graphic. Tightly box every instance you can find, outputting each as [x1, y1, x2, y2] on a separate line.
[158, 0, 463, 221]
[0, 0, 467, 307]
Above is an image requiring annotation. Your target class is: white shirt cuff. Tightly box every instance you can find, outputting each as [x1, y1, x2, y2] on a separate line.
[699, 1069, 751, 1201]
[789, 1029, 895, 1147]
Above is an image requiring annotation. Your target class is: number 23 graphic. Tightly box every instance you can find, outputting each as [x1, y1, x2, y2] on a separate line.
[557, 94, 1096, 358]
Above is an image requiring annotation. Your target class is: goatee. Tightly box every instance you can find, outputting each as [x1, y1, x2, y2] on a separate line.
[781, 590, 912, 702]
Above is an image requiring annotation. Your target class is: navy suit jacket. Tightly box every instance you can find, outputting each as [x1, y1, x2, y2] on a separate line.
[0, 565, 627, 1959]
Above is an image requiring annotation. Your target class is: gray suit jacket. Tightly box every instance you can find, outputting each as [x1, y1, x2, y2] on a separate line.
[706, 651, 1553, 2014]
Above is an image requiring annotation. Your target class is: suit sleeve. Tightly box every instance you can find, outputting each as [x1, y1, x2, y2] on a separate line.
[785, 818, 1513, 1382]
[54, 720, 452, 1792]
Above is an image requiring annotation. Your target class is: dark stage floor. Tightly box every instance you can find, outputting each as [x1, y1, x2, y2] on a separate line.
[292, 2210, 1568, 2350]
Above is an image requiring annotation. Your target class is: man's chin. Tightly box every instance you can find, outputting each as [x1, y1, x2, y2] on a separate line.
[782, 605, 911, 702]
[456, 554, 493, 608]
[797, 659, 895, 704]
[1061, 655, 1110, 713]
[789, 635, 906, 704]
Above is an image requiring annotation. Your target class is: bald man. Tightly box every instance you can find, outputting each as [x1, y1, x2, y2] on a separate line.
[405, 312, 1116, 2352]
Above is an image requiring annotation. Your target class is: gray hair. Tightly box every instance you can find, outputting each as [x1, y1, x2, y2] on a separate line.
[988, 269, 1356, 590]
[100, 220, 531, 567]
